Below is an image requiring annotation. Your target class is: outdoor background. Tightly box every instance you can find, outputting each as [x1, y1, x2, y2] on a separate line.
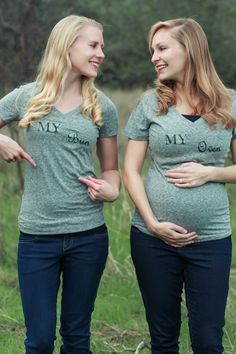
[0, 0, 236, 353]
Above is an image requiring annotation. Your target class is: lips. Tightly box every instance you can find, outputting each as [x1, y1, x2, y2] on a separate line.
[89, 60, 101, 69]
[156, 63, 168, 73]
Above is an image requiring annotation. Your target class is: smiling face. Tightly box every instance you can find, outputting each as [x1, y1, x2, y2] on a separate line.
[69, 25, 105, 79]
[151, 27, 187, 84]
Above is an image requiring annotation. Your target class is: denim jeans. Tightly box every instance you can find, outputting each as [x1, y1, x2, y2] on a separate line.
[130, 226, 232, 354]
[17, 224, 108, 354]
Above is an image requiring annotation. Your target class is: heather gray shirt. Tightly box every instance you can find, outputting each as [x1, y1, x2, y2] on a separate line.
[124, 90, 236, 242]
[0, 83, 118, 234]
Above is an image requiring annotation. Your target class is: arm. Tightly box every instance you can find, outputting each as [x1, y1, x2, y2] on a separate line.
[208, 139, 236, 182]
[79, 136, 120, 202]
[165, 139, 236, 187]
[0, 118, 36, 166]
[122, 140, 197, 247]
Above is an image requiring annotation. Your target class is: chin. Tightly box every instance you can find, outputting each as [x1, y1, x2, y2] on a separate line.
[158, 74, 170, 81]
[82, 72, 98, 79]
[89, 69, 98, 78]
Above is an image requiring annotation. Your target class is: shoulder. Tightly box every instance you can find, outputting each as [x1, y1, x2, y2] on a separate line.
[0, 82, 36, 101]
[131, 89, 158, 117]
[18, 82, 38, 97]
[142, 89, 157, 104]
[0, 82, 36, 107]
[98, 90, 117, 114]
[97, 91, 118, 137]
[0, 82, 38, 122]
[10, 82, 38, 105]
[137, 89, 157, 109]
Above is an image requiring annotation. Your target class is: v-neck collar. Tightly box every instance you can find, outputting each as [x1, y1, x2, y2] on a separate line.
[52, 105, 81, 116]
[169, 106, 204, 125]
[182, 114, 200, 122]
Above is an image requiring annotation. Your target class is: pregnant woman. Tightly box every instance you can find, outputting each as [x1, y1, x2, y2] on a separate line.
[123, 18, 236, 354]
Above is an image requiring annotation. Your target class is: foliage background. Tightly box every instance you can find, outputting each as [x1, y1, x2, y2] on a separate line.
[0, 0, 236, 91]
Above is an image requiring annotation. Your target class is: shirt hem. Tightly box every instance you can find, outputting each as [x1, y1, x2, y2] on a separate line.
[19, 220, 106, 235]
[131, 223, 231, 243]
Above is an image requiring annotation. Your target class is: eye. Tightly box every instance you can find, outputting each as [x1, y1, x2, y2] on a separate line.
[159, 46, 167, 51]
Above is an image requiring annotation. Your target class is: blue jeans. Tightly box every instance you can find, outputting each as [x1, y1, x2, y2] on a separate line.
[131, 226, 232, 354]
[17, 225, 108, 354]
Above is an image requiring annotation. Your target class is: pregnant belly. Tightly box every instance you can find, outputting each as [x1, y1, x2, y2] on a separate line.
[145, 177, 229, 233]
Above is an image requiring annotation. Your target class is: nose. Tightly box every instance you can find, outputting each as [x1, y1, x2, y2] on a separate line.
[97, 47, 105, 60]
[151, 51, 160, 64]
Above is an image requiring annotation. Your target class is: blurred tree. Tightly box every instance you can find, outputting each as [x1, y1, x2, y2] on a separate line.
[87, 0, 236, 88]
[0, 0, 236, 90]
[0, 0, 92, 92]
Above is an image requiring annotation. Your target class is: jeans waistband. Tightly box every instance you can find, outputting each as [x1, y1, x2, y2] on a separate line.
[20, 224, 107, 238]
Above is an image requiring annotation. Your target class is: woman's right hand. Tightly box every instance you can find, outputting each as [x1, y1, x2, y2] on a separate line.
[0, 134, 36, 167]
[148, 219, 198, 247]
[123, 140, 197, 248]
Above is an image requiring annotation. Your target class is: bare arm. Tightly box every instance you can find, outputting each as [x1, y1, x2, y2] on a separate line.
[208, 139, 236, 182]
[122, 140, 197, 247]
[165, 139, 236, 187]
[123, 140, 156, 228]
[79, 136, 120, 202]
[0, 118, 36, 167]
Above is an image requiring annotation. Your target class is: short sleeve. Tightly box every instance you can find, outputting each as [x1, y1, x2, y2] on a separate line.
[0, 87, 22, 123]
[124, 94, 150, 141]
[0, 83, 35, 124]
[98, 93, 119, 138]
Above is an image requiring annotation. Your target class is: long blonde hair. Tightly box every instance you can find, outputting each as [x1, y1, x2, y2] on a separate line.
[19, 15, 103, 128]
[149, 18, 236, 128]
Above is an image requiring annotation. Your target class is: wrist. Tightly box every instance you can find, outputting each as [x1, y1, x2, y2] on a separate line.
[146, 217, 160, 233]
[0, 134, 7, 146]
[206, 166, 218, 182]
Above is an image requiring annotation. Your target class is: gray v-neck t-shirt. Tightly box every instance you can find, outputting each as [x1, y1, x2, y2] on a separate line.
[0, 83, 118, 234]
[124, 90, 236, 242]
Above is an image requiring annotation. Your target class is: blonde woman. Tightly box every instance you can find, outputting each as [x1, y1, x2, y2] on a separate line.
[0, 15, 119, 354]
[123, 18, 236, 354]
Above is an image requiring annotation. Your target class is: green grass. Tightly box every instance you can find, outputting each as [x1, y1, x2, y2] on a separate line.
[0, 183, 236, 353]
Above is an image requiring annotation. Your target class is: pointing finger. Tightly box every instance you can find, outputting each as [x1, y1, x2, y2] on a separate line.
[21, 151, 37, 167]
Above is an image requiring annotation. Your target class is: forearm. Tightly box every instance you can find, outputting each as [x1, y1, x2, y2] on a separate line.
[207, 165, 236, 183]
[0, 133, 9, 146]
[0, 132, 36, 166]
[101, 169, 120, 200]
[0, 133, 16, 159]
[207, 139, 236, 183]
[123, 170, 157, 230]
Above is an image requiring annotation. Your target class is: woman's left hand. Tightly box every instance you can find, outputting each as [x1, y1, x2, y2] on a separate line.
[165, 162, 213, 188]
[79, 176, 119, 202]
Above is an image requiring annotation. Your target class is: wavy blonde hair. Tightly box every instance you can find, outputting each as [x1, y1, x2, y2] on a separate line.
[19, 15, 103, 128]
[149, 18, 236, 129]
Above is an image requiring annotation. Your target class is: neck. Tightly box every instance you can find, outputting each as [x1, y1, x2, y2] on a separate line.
[64, 72, 83, 96]
[175, 88, 188, 106]
[175, 85, 199, 106]
[174, 86, 201, 115]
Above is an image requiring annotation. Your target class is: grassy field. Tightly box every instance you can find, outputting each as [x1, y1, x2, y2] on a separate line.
[0, 89, 236, 353]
